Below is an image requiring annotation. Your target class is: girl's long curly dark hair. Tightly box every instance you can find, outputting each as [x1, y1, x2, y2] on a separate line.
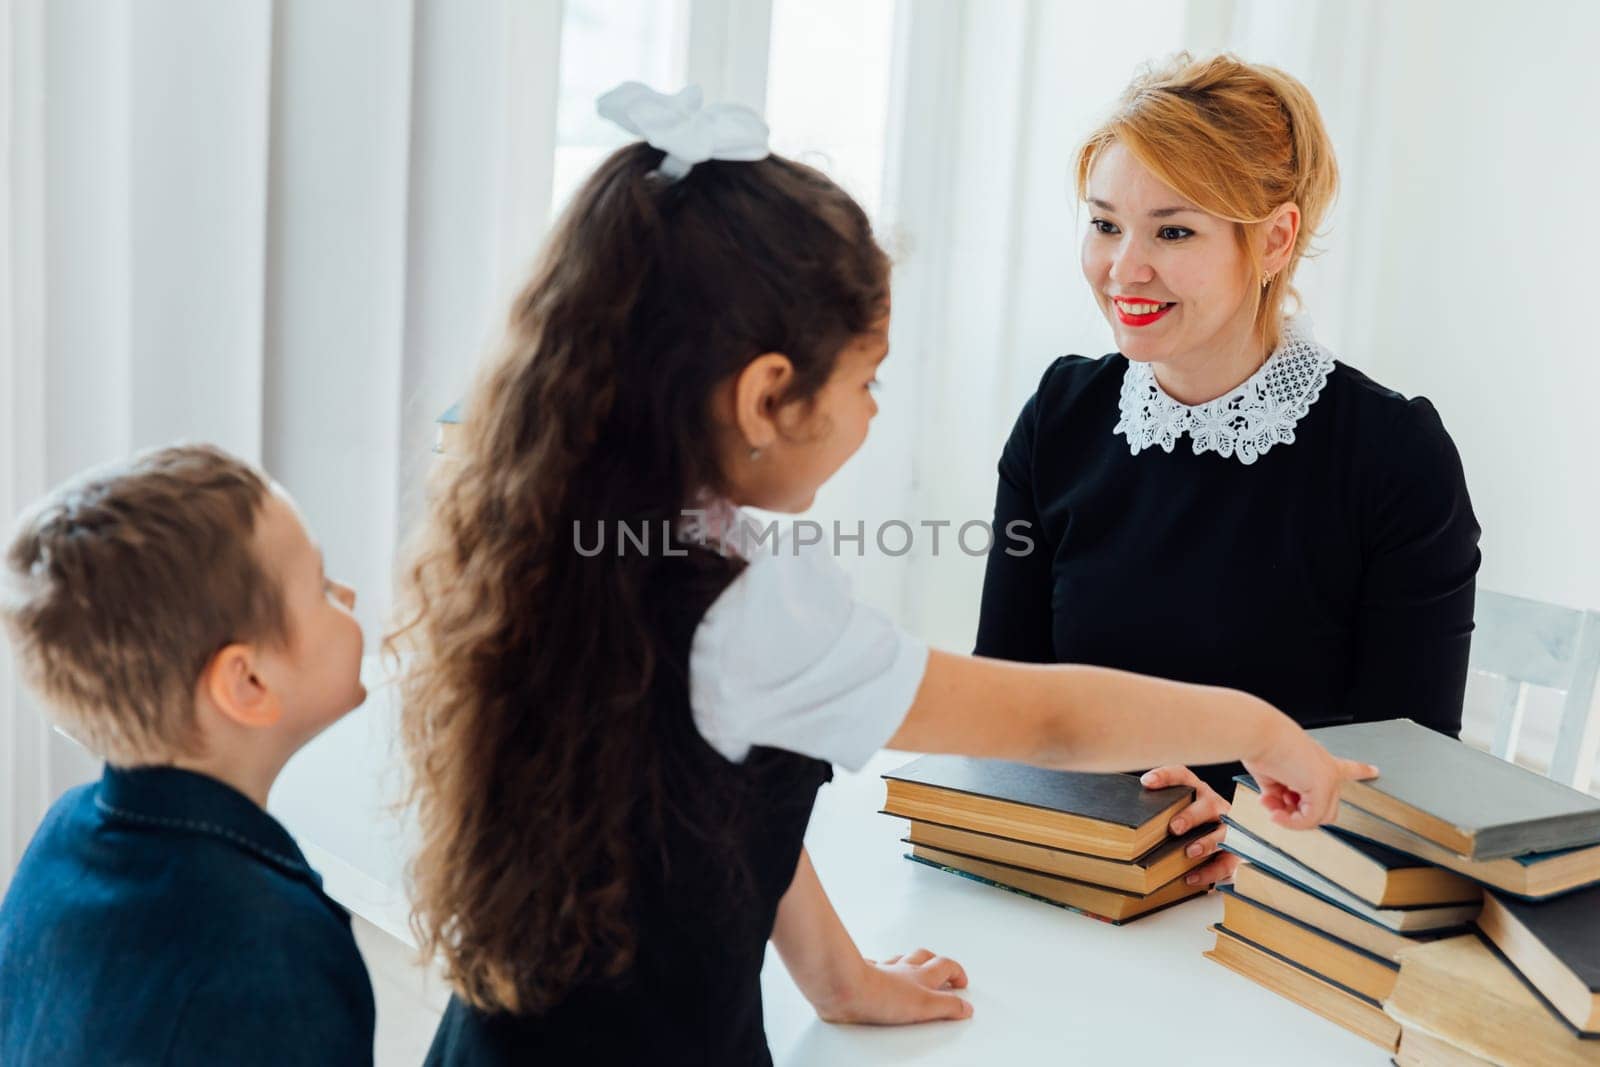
[390, 143, 888, 1015]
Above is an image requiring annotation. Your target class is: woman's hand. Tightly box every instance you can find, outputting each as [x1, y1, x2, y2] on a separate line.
[1139, 765, 1238, 887]
[815, 948, 973, 1025]
[1243, 717, 1379, 829]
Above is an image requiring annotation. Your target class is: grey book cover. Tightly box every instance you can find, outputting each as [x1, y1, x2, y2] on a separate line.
[883, 756, 1191, 829]
[1311, 719, 1600, 859]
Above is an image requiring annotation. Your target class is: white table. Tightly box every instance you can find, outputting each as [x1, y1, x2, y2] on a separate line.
[272, 664, 1383, 1065]
[762, 752, 1382, 1065]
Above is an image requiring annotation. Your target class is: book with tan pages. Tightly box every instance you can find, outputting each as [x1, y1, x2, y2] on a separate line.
[1205, 924, 1400, 1051]
[1232, 862, 1466, 962]
[1313, 719, 1600, 859]
[904, 842, 1204, 923]
[1218, 885, 1401, 1002]
[1476, 886, 1600, 1036]
[1221, 829, 1482, 933]
[1228, 778, 1481, 908]
[1385, 935, 1600, 1066]
[1335, 798, 1600, 900]
[882, 756, 1190, 861]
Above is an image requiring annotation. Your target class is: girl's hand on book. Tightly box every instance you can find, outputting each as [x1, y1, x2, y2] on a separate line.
[819, 948, 973, 1025]
[1242, 716, 1379, 830]
[1139, 765, 1238, 886]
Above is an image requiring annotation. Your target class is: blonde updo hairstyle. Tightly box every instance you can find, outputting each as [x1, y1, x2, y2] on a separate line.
[1075, 52, 1339, 352]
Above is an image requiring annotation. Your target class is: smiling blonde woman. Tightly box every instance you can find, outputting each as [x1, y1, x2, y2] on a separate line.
[974, 52, 1482, 888]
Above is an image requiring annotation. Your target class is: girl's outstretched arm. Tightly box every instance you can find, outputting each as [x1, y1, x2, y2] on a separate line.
[770, 848, 972, 1025]
[887, 652, 1376, 828]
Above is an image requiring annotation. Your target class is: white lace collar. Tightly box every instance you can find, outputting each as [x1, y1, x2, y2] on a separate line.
[1112, 315, 1336, 466]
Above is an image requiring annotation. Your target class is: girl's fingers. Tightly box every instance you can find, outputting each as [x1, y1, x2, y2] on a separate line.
[902, 947, 934, 966]
[919, 956, 968, 990]
[1258, 783, 1298, 813]
[879, 954, 902, 966]
[1340, 758, 1380, 781]
[916, 988, 973, 1021]
[1270, 793, 1332, 829]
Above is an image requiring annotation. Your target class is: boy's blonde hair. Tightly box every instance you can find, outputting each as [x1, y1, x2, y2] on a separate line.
[1076, 52, 1340, 351]
[1, 444, 289, 764]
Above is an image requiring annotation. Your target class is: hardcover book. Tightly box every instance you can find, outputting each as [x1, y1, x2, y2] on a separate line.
[1335, 800, 1600, 900]
[1219, 884, 1401, 1002]
[1233, 862, 1466, 962]
[1206, 924, 1401, 1051]
[1395, 1026, 1496, 1067]
[1313, 719, 1600, 859]
[1476, 886, 1600, 1036]
[900, 817, 1212, 894]
[1385, 935, 1600, 1066]
[904, 842, 1204, 923]
[882, 756, 1190, 861]
[1230, 778, 1481, 908]
[1220, 823, 1481, 932]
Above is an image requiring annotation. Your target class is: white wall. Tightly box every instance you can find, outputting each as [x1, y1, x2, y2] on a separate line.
[1346, 0, 1600, 612]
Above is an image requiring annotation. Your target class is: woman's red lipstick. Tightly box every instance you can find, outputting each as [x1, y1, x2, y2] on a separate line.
[1112, 296, 1176, 327]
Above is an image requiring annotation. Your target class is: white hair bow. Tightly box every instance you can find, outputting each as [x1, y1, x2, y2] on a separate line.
[596, 82, 770, 180]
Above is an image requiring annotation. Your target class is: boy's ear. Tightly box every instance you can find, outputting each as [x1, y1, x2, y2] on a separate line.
[733, 353, 795, 450]
[200, 643, 281, 729]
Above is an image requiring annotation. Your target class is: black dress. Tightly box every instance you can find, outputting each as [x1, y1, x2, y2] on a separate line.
[974, 351, 1482, 799]
[425, 552, 833, 1066]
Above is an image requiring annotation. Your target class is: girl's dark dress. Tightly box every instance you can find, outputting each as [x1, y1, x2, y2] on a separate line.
[975, 338, 1482, 799]
[425, 554, 832, 1066]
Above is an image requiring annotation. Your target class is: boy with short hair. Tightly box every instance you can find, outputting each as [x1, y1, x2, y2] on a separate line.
[0, 444, 374, 1065]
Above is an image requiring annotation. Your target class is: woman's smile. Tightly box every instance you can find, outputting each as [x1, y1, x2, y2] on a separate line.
[1111, 296, 1177, 327]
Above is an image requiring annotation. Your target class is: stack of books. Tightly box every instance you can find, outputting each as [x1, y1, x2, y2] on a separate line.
[1204, 718, 1600, 1062]
[881, 755, 1215, 924]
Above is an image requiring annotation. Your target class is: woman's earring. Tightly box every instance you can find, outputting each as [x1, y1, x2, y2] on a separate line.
[1261, 270, 1273, 289]
[749, 446, 762, 461]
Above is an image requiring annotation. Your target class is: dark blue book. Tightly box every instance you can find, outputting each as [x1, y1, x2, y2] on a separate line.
[883, 756, 1191, 861]
[1477, 885, 1600, 1036]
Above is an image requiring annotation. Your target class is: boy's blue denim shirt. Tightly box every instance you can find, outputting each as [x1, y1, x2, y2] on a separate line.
[0, 765, 375, 1065]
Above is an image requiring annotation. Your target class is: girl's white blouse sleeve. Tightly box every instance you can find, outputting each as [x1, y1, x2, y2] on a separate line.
[687, 539, 929, 772]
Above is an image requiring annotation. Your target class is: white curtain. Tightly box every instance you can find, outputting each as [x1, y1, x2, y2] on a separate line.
[864, 0, 1202, 649]
[2, 0, 56, 887]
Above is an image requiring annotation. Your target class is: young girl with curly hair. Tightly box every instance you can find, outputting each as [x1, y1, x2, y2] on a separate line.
[394, 83, 1374, 1066]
